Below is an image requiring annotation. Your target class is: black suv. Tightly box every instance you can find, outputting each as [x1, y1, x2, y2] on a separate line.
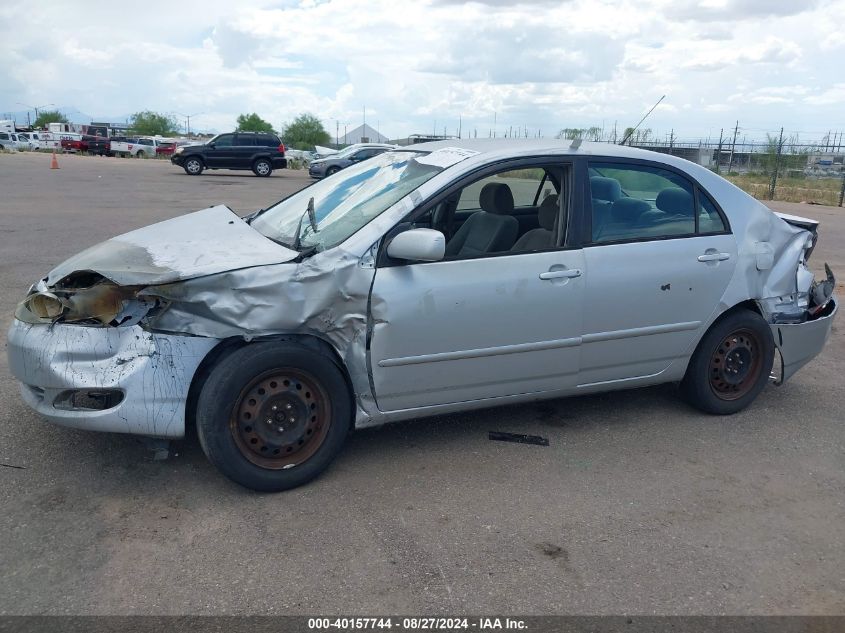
[171, 132, 287, 177]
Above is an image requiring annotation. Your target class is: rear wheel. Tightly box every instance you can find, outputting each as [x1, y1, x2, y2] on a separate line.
[196, 342, 351, 491]
[183, 157, 203, 175]
[253, 158, 272, 177]
[681, 309, 774, 415]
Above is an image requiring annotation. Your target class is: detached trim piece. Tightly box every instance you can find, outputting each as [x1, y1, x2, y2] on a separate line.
[489, 431, 549, 446]
[378, 321, 701, 368]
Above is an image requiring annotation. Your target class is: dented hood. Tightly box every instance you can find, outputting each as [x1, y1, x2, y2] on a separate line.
[46, 205, 299, 286]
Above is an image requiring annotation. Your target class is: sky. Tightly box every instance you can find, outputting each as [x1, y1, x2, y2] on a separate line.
[1, 0, 843, 143]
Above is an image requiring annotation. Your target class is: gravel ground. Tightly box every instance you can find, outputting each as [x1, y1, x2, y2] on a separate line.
[0, 151, 843, 615]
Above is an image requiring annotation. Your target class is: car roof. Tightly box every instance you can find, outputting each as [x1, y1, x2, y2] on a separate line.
[404, 138, 713, 177]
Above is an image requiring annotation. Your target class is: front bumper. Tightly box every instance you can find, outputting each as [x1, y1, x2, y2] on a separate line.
[308, 164, 326, 178]
[7, 320, 218, 438]
[771, 296, 838, 383]
[170, 154, 185, 166]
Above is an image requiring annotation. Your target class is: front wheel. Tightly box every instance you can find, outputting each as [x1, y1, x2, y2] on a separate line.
[183, 157, 203, 175]
[253, 158, 272, 177]
[325, 165, 341, 177]
[136, 150, 145, 158]
[681, 308, 774, 415]
[196, 342, 351, 491]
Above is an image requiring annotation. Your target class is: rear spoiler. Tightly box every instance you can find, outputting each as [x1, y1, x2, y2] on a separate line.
[774, 211, 819, 234]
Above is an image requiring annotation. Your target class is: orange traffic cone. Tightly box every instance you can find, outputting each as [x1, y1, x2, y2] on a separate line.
[50, 150, 60, 169]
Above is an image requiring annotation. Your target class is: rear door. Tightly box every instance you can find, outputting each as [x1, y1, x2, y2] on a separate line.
[233, 134, 258, 167]
[576, 159, 737, 386]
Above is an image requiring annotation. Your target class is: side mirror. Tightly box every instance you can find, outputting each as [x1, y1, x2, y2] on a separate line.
[387, 228, 446, 262]
[207, 142, 216, 148]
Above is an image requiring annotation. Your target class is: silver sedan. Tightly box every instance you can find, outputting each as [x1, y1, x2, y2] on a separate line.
[8, 140, 837, 491]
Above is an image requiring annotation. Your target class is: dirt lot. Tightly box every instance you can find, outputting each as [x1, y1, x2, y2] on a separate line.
[0, 152, 843, 615]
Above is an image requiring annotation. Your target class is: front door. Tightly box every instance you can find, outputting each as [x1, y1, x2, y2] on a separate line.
[205, 133, 236, 167]
[369, 251, 585, 411]
[368, 160, 585, 412]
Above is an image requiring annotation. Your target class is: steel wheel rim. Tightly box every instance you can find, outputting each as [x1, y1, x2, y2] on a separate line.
[186, 159, 200, 173]
[230, 368, 331, 469]
[256, 162, 270, 175]
[708, 328, 763, 400]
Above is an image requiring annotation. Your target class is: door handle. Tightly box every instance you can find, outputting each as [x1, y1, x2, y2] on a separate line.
[539, 268, 581, 280]
[697, 252, 730, 262]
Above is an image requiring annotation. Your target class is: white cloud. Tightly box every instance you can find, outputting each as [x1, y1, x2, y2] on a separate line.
[0, 0, 843, 140]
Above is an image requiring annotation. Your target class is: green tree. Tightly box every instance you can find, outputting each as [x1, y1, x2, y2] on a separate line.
[281, 113, 331, 150]
[129, 111, 179, 136]
[236, 112, 275, 133]
[33, 110, 68, 129]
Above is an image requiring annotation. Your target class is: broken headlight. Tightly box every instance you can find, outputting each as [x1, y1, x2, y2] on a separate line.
[15, 279, 156, 327]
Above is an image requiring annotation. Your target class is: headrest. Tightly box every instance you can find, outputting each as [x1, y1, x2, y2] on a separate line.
[590, 176, 622, 202]
[610, 197, 651, 223]
[656, 187, 694, 216]
[538, 194, 558, 231]
[479, 183, 514, 215]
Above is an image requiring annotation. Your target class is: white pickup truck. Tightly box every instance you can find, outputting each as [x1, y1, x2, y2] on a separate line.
[110, 137, 171, 158]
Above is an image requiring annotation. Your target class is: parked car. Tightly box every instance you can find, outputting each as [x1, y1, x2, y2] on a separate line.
[110, 137, 164, 158]
[28, 131, 59, 151]
[308, 143, 395, 178]
[85, 135, 111, 156]
[0, 131, 17, 151]
[8, 140, 837, 491]
[60, 135, 88, 153]
[15, 132, 38, 150]
[170, 131, 287, 176]
[12, 133, 33, 151]
[155, 141, 176, 156]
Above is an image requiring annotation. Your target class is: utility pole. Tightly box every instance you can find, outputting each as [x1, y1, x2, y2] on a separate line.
[769, 127, 784, 200]
[336, 120, 339, 148]
[493, 111, 497, 138]
[669, 128, 675, 150]
[727, 120, 739, 174]
[839, 170, 845, 207]
[715, 128, 724, 174]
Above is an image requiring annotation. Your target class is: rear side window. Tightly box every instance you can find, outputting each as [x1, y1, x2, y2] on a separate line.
[235, 135, 256, 146]
[259, 135, 279, 147]
[698, 190, 727, 233]
[588, 162, 697, 243]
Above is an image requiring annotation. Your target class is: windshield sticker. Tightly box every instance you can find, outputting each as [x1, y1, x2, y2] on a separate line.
[414, 147, 480, 169]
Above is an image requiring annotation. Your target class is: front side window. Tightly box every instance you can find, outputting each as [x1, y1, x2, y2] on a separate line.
[213, 134, 234, 147]
[456, 167, 549, 211]
[251, 151, 445, 253]
[428, 164, 566, 259]
[588, 162, 698, 243]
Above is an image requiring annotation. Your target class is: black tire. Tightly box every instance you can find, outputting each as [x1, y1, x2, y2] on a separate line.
[681, 308, 774, 415]
[325, 165, 341, 176]
[183, 157, 204, 175]
[136, 150, 145, 159]
[253, 158, 272, 177]
[196, 341, 351, 491]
